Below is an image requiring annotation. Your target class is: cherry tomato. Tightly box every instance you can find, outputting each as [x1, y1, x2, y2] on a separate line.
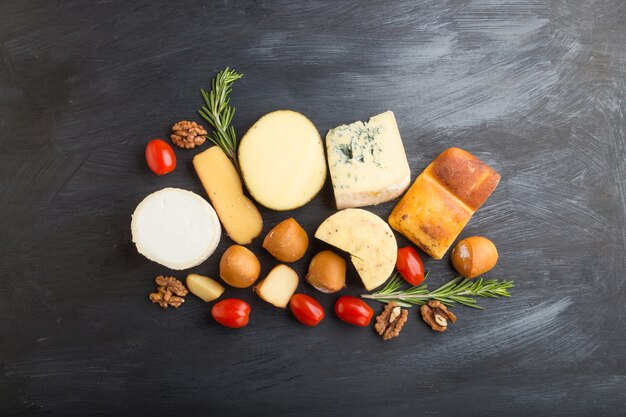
[396, 246, 425, 286]
[289, 294, 325, 326]
[145, 139, 176, 176]
[334, 296, 373, 327]
[211, 298, 250, 329]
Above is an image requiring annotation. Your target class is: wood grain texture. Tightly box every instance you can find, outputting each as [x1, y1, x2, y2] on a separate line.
[1, 0, 625, 415]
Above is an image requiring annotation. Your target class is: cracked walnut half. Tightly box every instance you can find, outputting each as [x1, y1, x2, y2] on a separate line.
[170, 120, 207, 149]
[375, 301, 408, 340]
[149, 276, 188, 308]
[420, 300, 457, 332]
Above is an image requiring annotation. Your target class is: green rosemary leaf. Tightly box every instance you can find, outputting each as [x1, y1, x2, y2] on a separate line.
[362, 272, 514, 310]
[198, 67, 243, 172]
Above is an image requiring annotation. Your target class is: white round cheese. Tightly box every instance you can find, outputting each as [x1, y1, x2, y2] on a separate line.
[131, 188, 221, 270]
[238, 110, 327, 211]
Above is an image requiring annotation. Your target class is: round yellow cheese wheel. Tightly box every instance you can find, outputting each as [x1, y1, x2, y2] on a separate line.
[238, 110, 327, 211]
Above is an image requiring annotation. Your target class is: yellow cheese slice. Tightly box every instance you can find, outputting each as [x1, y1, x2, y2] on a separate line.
[315, 209, 397, 291]
[193, 147, 263, 245]
[238, 110, 327, 211]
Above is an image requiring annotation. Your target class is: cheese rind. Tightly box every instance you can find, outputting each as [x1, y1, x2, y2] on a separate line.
[131, 188, 221, 270]
[389, 174, 472, 259]
[193, 146, 263, 245]
[314, 209, 397, 291]
[238, 110, 327, 211]
[326, 111, 410, 209]
[388, 148, 500, 259]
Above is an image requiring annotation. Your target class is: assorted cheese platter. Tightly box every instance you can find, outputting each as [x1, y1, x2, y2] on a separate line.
[132, 67, 514, 340]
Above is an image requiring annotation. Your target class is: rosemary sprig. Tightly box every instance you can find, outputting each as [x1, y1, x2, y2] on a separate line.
[198, 67, 243, 172]
[361, 272, 514, 309]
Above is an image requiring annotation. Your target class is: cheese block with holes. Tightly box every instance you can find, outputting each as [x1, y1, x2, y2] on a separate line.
[315, 209, 397, 291]
[238, 110, 327, 211]
[326, 111, 410, 209]
[131, 188, 221, 270]
[388, 148, 500, 259]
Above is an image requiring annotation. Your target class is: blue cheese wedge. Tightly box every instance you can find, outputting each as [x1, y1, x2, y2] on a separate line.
[315, 209, 397, 291]
[326, 111, 410, 209]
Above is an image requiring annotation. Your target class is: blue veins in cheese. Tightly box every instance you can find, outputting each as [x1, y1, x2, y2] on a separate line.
[325, 111, 411, 209]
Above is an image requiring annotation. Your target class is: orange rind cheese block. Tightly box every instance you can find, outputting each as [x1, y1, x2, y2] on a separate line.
[388, 148, 500, 259]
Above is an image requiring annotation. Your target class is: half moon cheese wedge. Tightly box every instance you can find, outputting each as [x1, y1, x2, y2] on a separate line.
[315, 209, 397, 291]
[131, 188, 221, 270]
[238, 110, 327, 211]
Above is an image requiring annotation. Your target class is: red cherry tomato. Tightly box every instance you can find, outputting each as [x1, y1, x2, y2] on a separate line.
[289, 294, 325, 326]
[145, 139, 176, 176]
[211, 298, 250, 329]
[334, 296, 373, 327]
[396, 246, 425, 286]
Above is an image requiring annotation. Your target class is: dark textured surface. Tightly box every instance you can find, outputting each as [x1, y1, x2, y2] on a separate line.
[1, 1, 625, 416]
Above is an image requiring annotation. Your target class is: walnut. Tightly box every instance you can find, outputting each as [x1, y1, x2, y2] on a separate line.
[374, 301, 408, 340]
[149, 276, 189, 308]
[420, 300, 457, 332]
[170, 120, 207, 149]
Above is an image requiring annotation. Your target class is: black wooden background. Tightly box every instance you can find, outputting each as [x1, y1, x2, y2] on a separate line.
[1, 1, 625, 416]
